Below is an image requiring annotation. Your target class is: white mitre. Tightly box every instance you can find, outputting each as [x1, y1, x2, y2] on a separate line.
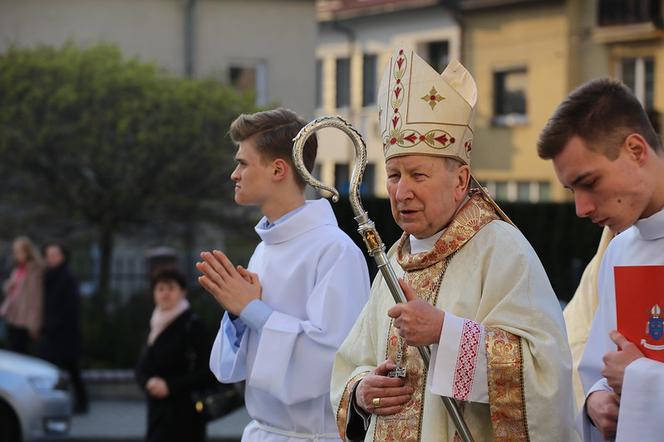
[377, 48, 514, 225]
[377, 48, 476, 164]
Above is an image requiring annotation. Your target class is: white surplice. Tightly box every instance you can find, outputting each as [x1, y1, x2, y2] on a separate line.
[578, 207, 664, 441]
[210, 198, 371, 442]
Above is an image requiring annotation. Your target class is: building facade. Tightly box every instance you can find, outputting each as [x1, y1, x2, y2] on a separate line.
[316, 0, 460, 197]
[316, 0, 664, 202]
[0, 0, 317, 117]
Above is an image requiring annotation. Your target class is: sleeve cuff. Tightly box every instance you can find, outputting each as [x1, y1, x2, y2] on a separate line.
[586, 377, 611, 397]
[429, 312, 488, 403]
[347, 382, 371, 439]
[239, 299, 273, 331]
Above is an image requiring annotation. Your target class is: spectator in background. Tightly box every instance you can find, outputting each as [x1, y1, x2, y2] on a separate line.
[1, 236, 43, 354]
[39, 242, 89, 414]
[136, 268, 216, 442]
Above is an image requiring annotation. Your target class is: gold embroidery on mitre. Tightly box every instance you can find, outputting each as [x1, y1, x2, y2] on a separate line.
[421, 86, 445, 110]
[378, 48, 477, 165]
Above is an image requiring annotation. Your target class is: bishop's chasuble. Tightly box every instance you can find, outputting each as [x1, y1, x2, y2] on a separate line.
[331, 194, 578, 441]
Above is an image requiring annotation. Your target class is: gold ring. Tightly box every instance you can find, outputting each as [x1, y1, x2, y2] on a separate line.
[372, 397, 381, 408]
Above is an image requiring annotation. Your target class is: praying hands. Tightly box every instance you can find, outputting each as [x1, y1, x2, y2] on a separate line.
[196, 250, 261, 316]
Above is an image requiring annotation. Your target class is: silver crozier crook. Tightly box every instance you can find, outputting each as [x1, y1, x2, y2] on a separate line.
[292, 115, 474, 442]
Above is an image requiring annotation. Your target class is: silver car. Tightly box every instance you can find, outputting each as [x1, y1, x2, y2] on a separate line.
[0, 350, 71, 441]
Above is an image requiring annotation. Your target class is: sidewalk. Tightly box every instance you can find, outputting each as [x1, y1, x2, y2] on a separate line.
[67, 400, 251, 441]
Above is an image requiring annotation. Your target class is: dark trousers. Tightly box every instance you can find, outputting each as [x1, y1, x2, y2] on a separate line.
[62, 358, 89, 413]
[6, 324, 30, 354]
[43, 354, 89, 413]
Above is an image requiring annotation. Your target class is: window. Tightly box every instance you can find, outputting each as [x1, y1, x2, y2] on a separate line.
[230, 66, 255, 91]
[598, 0, 661, 27]
[229, 62, 267, 105]
[538, 181, 551, 202]
[312, 163, 322, 180]
[305, 163, 323, 199]
[336, 58, 351, 108]
[360, 163, 375, 195]
[363, 54, 377, 107]
[619, 57, 655, 110]
[482, 180, 550, 202]
[517, 182, 531, 202]
[315, 59, 323, 109]
[493, 68, 528, 126]
[334, 162, 350, 195]
[419, 40, 449, 73]
[495, 182, 509, 201]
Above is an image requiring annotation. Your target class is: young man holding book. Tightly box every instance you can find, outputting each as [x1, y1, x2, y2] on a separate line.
[538, 79, 664, 441]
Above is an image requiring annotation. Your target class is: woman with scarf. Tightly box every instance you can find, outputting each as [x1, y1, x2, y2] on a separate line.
[136, 267, 216, 442]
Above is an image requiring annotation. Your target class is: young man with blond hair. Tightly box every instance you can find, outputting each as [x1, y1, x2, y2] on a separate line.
[198, 108, 370, 441]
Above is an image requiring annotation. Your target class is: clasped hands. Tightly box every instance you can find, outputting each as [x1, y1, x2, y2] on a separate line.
[196, 250, 261, 316]
[146, 376, 169, 399]
[356, 278, 444, 416]
[586, 330, 644, 440]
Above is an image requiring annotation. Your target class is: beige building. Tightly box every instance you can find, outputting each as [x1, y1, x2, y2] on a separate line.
[0, 0, 317, 117]
[317, 0, 664, 202]
[460, 0, 570, 202]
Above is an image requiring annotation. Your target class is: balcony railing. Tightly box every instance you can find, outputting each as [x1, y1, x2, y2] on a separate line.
[598, 0, 663, 27]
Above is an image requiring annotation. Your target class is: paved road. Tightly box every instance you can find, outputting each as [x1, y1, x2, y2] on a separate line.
[67, 400, 251, 441]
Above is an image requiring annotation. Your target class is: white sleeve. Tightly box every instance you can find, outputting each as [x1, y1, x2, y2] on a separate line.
[615, 357, 664, 441]
[577, 376, 612, 441]
[428, 312, 488, 403]
[209, 312, 248, 383]
[247, 244, 370, 405]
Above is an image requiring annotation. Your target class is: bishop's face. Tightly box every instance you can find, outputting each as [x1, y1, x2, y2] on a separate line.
[553, 135, 652, 233]
[386, 155, 469, 239]
[230, 137, 274, 207]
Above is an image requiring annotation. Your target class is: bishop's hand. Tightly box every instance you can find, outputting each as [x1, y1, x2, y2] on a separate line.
[387, 278, 445, 347]
[355, 359, 414, 416]
[196, 250, 261, 316]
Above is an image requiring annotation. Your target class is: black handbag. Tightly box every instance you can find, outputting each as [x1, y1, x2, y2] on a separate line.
[184, 314, 245, 422]
[191, 382, 245, 422]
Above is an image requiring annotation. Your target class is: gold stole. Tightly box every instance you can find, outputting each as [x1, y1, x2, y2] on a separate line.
[372, 193, 499, 442]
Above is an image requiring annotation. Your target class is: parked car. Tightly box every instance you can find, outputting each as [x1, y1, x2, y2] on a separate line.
[0, 350, 71, 441]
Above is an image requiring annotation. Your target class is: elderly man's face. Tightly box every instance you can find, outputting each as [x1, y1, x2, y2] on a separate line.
[386, 155, 469, 239]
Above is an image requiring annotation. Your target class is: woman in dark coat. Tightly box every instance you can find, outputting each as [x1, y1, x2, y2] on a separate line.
[136, 268, 216, 442]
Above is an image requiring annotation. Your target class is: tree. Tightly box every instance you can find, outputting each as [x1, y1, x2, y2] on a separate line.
[0, 43, 258, 304]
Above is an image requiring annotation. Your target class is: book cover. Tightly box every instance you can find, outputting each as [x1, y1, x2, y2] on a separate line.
[615, 265, 664, 362]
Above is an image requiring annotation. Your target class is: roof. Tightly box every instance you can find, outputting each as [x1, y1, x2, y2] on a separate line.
[458, 0, 563, 11]
[317, 0, 451, 21]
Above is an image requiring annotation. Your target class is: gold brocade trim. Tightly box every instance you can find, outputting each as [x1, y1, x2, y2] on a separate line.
[397, 193, 499, 271]
[336, 371, 370, 440]
[372, 192, 497, 441]
[485, 327, 530, 442]
[373, 259, 449, 442]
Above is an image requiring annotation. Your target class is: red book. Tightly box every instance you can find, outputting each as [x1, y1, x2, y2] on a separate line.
[615, 265, 664, 362]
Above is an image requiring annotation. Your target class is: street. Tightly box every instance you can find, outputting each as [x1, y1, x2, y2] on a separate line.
[67, 400, 250, 442]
